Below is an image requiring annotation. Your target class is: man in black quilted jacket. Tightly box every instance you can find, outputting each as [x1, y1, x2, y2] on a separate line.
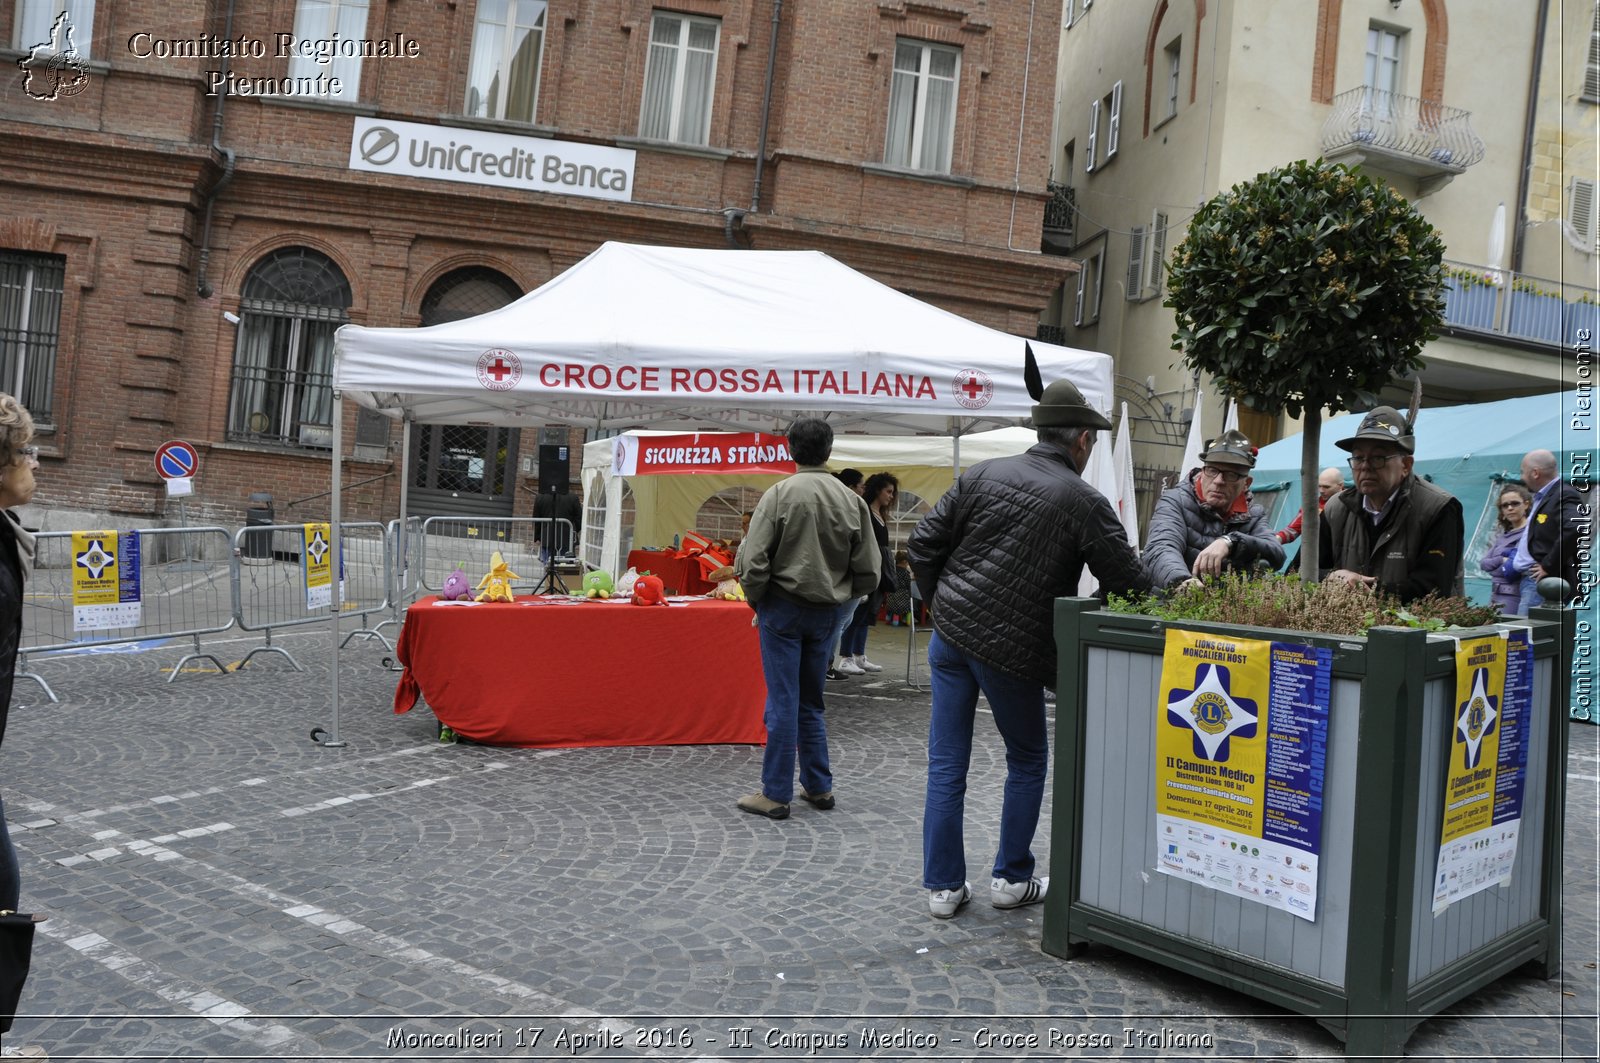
[909, 374, 1147, 920]
[1142, 430, 1285, 591]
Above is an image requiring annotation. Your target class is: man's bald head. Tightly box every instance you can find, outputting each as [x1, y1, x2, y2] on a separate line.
[1316, 467, 1345, 501]
[1521, 449, 1558, 493]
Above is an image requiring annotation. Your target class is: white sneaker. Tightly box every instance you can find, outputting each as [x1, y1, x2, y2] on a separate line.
[928, 881, 972, 918]
[855, 654, 883, 673]
[991, 875, 1049, 909]
[835, 657, 865, 675]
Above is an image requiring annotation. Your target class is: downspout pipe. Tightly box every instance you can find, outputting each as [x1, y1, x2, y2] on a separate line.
[1510, 0, 1550, 274]
[748, 0, 782, 214]
[195, 0, 239, 298]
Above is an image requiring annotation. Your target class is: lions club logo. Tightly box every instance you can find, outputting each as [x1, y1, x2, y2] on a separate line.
[1454, 667, 1499, 769]
[1166, 662, 1258, 761]
[477, 349, 522, 391]
[953, 369, 993, 410]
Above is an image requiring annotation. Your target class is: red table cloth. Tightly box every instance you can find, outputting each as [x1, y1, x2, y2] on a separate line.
[393, 596, 767, 748]
[625, 549, 719, 596]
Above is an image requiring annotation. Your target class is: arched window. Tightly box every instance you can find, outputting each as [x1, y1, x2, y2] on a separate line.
[227, 247, 351, 446]
[410, 267, 524, 516]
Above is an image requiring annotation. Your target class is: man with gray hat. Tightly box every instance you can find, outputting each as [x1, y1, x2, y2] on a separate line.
[1143, 429, 1285, 591]
[1319, 406, 1464, 602]
[909, 348, 1147, 920]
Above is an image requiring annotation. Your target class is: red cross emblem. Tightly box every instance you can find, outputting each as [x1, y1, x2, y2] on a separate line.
[953, 369, 993, 410]
[477, 349, 522, 391]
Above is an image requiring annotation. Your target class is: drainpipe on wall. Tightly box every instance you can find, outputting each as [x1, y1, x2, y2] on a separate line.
[748, 0, 783, 214]
[1510, 0, 1550, 275]
[195, 0, 239, 298]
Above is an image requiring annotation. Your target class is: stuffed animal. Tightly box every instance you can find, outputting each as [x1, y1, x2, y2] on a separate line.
[613, 566, 641, 598]
[630, 573, 668, 606]
[710, 577, 745, 602]
[475, 551, 520, 602]
[582, 569, 615, 599]
[440, 567, 472, 601]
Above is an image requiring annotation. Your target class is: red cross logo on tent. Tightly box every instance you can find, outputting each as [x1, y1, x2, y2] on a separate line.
[477, 349, 522, 391]
[953, 369, 993, 410]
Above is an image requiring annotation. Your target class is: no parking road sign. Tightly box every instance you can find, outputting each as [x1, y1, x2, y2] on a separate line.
[154, 440, 199, 481]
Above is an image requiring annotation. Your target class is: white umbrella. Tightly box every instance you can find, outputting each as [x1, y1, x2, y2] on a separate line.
[1486, 201, 1507, 286]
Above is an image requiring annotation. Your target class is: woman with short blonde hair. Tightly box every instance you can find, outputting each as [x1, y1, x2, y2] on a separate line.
[0, 391, 39, 915]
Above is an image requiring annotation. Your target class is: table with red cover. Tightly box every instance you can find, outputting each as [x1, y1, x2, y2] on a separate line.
[392, 596, 767, 748]
[625, 549, 718, 596]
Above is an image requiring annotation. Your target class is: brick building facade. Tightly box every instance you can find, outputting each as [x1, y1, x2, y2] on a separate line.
[1, 0, 1069, 529]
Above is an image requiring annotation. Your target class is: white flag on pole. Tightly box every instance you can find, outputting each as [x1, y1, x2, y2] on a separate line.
[1113, 401, 1140, 554]
[1175, 388, 1205, 486]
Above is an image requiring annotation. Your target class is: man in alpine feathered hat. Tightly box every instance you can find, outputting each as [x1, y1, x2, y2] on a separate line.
[1319, 382, 1464, 602]
[908, 344, 1148, 921]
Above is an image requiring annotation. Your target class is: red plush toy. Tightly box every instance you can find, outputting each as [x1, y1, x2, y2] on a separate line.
[631, 573, 668, 606]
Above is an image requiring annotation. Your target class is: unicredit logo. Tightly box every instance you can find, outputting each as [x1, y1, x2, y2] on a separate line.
[359, 125, 399, 165]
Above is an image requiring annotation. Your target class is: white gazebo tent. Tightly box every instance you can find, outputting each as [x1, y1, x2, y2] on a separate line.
[324, 242, 1113, 744]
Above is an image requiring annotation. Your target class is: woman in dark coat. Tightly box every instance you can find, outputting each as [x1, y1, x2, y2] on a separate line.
[0, 393, 38, 914]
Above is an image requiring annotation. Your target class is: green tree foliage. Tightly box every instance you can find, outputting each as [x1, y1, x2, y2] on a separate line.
[1164, 160, 1446, 578]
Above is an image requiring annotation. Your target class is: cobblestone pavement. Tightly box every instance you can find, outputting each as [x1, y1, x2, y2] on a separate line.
[1, 622, 1595, 1062]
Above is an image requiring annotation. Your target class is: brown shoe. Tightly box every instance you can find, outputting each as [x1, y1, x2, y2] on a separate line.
[737, 793, 790, 819]
[799, 789, 835, 811]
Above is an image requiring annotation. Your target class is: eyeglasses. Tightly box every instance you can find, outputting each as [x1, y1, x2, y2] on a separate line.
[1347, 454, 1401, 469]
[15, 446, 38, 464]
[1498, 501, 1526, 509]
[1199, 466, 1246, 484]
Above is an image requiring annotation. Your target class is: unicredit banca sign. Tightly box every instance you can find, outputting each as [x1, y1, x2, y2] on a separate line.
[348, 116, 635, 203]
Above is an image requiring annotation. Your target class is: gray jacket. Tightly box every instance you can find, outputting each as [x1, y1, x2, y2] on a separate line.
[1142, 470, 1285, 589]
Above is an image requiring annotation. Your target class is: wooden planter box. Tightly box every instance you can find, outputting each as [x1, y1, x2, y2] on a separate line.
[1042, 599, 1573, 1061]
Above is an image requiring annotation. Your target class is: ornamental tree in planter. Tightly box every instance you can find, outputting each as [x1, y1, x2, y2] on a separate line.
[1165, 160, 1446, 580]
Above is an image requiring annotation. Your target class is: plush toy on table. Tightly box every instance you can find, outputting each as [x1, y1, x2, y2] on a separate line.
[475, 551, 520, 602]
[439, 567, 472, 601]
[630, 573, 668, 606]
[582, 569, 615, 599]
[710, 577, 746, 602]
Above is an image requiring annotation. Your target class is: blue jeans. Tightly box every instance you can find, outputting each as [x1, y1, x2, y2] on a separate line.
[828, 596, 863, 661]
[923, 631, 1049, 890]
[1517, 575, 1544, 614]
[755, 596, 838, 803]
[841, 595, 874, 656]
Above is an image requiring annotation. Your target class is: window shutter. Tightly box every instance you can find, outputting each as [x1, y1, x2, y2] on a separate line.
[1570, 177, 1598, 252]
[1073, 267, 1089, 325]
[1107, 81, 1122, 158]
[1085, 99, 1100, 172]
[1587, 6, 1600, 100]
[1065, 0, 1076, 28]
[1148, 211, 1169, 294]
[1126, 226, 1146, 300]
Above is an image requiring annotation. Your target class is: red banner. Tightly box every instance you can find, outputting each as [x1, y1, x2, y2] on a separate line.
[612, 432, 795, 476]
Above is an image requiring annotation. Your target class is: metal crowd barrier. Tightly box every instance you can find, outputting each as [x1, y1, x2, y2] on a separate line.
[230, 521, 392, 672]
[414, 516, 580, 598]
[19, 527, 238, 700]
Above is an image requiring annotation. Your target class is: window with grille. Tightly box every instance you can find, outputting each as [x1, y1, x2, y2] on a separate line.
[639, 11, 719, 145]
[466, 0, 547, 122]
[13, 0, 94, 54]
[227, 248, 351, 447]
[885, 38, 960, 173]
[0, 251, 63, 424]
[286, 0, 369, 99]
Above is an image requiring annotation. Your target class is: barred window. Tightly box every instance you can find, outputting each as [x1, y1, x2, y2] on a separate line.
[227, 248, 351, 448]
[0, 250, 64, 423]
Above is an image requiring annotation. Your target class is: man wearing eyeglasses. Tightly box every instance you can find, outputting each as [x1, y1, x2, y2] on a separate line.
[1143, 429, 1285, 591]
[1319, 406, 1464, 602]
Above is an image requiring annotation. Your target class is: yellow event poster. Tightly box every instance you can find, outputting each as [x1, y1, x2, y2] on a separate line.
[1156, 629, 1331, 922]
[1433, 631, 1529, 913]
[71, 530, 143, 631]
[303, 523, 333, 610]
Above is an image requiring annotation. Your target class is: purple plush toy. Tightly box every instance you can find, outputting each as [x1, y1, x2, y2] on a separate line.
[440, 567, 472, 601]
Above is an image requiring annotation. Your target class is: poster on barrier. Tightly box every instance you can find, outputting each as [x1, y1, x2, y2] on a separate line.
[1433, 629, 1532, 913]
[71, 530, 142, 631]
[302, 523, 346, 610]
[1154, 629, 1331, 922]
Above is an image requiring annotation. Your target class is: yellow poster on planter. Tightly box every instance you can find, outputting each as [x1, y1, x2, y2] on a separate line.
[1156, 629, 1331, 922]
[1433, 630, 1530, 913]
[303, 523, 333, 610]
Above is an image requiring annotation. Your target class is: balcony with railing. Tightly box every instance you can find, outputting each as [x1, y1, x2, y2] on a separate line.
[1320, 87, 1485, 195]
[1438, 260, 1598, 348]
[1041, 181, 1076, 254]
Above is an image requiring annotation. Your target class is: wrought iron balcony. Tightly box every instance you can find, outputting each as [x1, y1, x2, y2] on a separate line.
[1320, 87, 1484, 195]
[1035, 323, 1066, 345]
[1041, 181, 1076, 254]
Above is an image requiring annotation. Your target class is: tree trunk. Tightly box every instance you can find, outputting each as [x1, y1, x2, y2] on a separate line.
[1298, 409, 1322, 582]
